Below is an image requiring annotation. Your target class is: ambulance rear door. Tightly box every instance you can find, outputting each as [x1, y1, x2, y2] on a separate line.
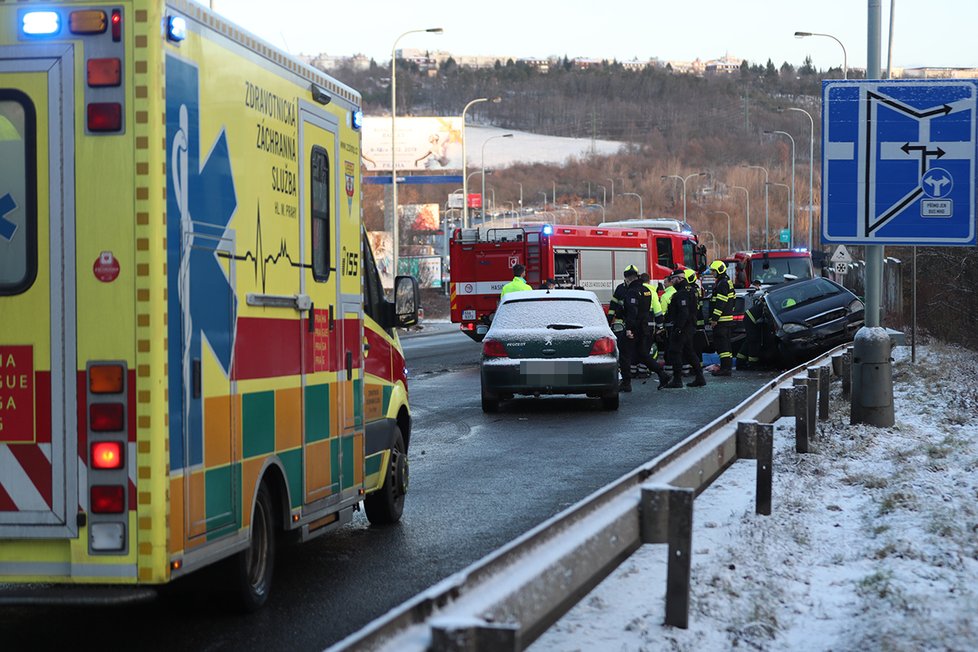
[0, 44, 77, 539]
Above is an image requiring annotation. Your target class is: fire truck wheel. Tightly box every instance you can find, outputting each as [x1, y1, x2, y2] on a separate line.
[601, 392, 620, 411]
[365, 427, 408, 525]
[233, 482, 276, 612]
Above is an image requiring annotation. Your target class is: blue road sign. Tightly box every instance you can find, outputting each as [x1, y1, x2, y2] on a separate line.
[822, 80, 978, 246]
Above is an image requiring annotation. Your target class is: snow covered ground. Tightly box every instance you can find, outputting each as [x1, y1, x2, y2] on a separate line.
[465, 125, 625, 168]
[531, 342, 978, 651]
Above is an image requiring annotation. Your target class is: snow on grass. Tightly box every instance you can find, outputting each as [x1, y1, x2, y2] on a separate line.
[531, 343, 978, 651]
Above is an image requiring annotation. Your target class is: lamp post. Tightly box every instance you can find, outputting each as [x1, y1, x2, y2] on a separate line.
[712, 210, 731, 256]
[516, 182, 523, 213]
[504, 201, 515, 219]
[661, 172, 707, 223]
[620, 192, 643, 218]
[794, 31, 848, 79]
[731, 185, 750, 250]
[606, 177, 615, 205]
[700, 230, 718, 259]
[765, 130, 796, 247]
[391, 26, 443, 276]
[785, 107, 815, 250]
[597, 185, 606, 207]
[565, 205, 579, 226]
[461, 96, 501, 228]
[481, 133, 512, 224]
[539, 191, 548, 207]
[742, 164, 769, 247]
[552, 180, 557, 206]
[766, 182, 790, 247]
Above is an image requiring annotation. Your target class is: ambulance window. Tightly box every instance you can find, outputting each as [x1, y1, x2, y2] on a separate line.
[0, 91, 37, 295]
[310, 146, 330, 282]
[656, 238, 674, 269]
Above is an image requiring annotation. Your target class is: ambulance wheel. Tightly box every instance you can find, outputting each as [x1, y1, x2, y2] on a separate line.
[601, 391, 620, 411]
[365, 427, 408, 525]
[233, 482, 276, 612]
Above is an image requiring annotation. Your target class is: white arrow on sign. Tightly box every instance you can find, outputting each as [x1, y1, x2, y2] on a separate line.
[831, 244, 853, 264]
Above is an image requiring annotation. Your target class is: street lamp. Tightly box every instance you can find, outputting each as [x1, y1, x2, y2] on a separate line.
[539, 191, 548, 207]
[461, 96, 501, 228]
[565, 205, 579, 226]
[766, 182, 791, 247]
[700, 230, 718, 259]
[765, 130, 796, 248]
[597, 184, 606, 207]
[742, 164, 769, 247]
[481, 133, 513, 223]
[794, 31, 848, 79]
[620, 192, 643, 218]
[731, 185, 751, 250]
[391, 26, 443, 276]
[783, 107, 815, 250]
[712, 210, 731, 256]
[661, 172, 707, 223]
[606, 177, 615, 205]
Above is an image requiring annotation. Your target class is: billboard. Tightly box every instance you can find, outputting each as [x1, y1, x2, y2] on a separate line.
[362, 116, 463, 172]
[401, 203, 440, 232]
[398, 256, 443, 288]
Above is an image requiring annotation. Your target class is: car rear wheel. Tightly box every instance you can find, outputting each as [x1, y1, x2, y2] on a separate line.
[601, 391, 619, 411]
[481, 388, 500, 413]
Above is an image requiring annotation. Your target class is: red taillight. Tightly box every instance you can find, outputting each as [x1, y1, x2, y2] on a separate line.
[482, 339, 508, 357]
[111, 9, 122, 41]
[90, 403, 124, 431]
[589, 337, 616, 356]
[87, 102, 122, 132]
[462, 322, 475, 331]
[91, 486, 125, 513]
[91, 442, 124, 469]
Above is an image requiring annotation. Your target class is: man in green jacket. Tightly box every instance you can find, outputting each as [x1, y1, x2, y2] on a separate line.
[500, 263, 532, 297]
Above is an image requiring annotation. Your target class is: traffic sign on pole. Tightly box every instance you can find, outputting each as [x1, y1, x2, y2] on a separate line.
[830, 244, 853, 264]
[822, 80, 978, 246]
[833, 261, 849, 275]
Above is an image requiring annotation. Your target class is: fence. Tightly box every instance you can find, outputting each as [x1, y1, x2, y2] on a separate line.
[328, 344, 851, 652]
[828, 256, 904, 327]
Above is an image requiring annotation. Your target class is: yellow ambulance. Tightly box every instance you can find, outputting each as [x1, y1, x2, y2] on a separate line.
[0, 0, 418, 610]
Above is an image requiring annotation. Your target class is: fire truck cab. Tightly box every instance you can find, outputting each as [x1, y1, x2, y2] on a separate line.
[450, 223, 705, 341]
[732, 249, 815, 288]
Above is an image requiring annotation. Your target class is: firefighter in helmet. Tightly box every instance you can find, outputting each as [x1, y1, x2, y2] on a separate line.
[708, 260, 735, 376]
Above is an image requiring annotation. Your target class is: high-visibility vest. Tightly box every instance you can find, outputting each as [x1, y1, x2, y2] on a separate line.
[500, 276, 532, 297]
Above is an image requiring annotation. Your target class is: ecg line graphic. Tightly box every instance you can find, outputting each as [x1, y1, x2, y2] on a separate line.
[218, 201, 309, 293]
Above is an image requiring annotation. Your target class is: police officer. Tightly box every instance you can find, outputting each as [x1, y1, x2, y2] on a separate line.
[608, 264, 638, 330]
[611, 266, 640, 391]
[708, 260, 735, 376]
[500, 263, 532, 297]
[664, 271, 706, 388]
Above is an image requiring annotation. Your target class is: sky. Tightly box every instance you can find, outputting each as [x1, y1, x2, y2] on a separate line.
[212, 0, 978, 72]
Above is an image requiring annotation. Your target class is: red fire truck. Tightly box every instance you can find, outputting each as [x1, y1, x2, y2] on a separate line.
[450, 223, 706, 340]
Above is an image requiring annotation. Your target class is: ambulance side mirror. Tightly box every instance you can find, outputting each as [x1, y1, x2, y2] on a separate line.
[393, 275, 420, 328]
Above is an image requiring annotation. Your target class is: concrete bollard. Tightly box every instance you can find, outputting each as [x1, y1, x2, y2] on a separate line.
[851, 327, 895, 427]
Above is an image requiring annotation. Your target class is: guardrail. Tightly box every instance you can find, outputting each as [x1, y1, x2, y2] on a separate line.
[330, 344, 852, 652]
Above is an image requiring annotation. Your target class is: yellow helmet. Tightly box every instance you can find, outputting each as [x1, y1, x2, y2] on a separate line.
[623, 264, 640, 277]
[709, 260, 727, 275]
[683, 268, 697, 283]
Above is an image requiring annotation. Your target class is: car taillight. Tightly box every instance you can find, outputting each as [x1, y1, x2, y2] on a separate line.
[91, 442, 124, 470]
[90, 486, 125, 513]
[482, 339, 508, 357]
[590, 337, 616, 355]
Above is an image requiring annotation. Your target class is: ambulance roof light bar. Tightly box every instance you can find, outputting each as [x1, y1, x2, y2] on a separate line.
[22, 11, 61, 36]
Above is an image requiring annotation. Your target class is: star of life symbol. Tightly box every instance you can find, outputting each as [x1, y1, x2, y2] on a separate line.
[0, 192, 17, 241]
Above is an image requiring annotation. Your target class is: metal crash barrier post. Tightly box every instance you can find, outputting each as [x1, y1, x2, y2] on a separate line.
[736, 421, 773, 515]
[640, 486, 694, 629]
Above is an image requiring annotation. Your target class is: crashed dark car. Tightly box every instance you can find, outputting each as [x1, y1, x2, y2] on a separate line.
[480, 289, 620, 412]
[756, 277, 865, 364]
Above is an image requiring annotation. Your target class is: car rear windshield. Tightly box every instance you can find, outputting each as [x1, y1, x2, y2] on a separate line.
[494, 297, 606, 330]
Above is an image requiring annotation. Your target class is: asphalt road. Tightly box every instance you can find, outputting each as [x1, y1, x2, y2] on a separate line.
[0, 326, 778, 652]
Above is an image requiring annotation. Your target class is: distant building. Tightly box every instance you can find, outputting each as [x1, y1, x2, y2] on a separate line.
[901, 66, 978, 79]
[705, 55, 742, 76]
[667, 58, 705, 75]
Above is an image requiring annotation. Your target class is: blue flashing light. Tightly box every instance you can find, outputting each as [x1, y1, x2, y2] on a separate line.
[792, 247, 808, 253]
[542, 224, 554, 235]
[352, 109, 363, 130]
[166, 16, 187, 42]
[22, 11, 61, 36]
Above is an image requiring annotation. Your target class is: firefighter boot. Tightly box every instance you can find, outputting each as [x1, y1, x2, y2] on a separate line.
[713, 357, 732, 377]
[687, 372, 707, 387]
[665, 367, 685, 389]
[657, 369, 671, 390]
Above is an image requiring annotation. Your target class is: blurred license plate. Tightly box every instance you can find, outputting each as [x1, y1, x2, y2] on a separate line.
[520, 360, 583, 376]
[462, 310, 476, 320]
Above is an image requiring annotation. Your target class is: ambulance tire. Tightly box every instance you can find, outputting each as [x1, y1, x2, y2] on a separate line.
[232, 482, 276, 612]
[365, 427, 408, 525]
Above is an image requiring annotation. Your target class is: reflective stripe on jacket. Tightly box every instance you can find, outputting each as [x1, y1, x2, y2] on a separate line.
[710, 274, 735, 322]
